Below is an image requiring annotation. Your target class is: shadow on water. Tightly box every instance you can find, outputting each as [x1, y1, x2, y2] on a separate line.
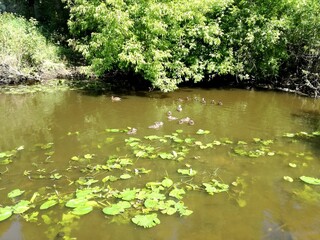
[262, 211, 293, 240]
[0, 219, 23, 240]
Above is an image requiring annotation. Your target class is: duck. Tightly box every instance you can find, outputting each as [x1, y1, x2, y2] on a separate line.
[210, 99, 215, 104]
[167, 111, 172, 116]
[111, 96, 121, 102]
[188, 119, 195, 125]
[217, 101, 223, 106]
[168, 115, 178, 121]
[148, 121, 163, 129]
[127, 128, 137, 135]
[201, 98, 206, 104]
[178, 117, 191, 124]
[177, 105, 183, 112]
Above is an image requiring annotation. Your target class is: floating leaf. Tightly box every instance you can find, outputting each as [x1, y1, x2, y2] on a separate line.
[283, 133, 295, 138]
[13, 200, 31, 214]
[40, 200, 58, 210]
[169, 188, 186, 200]
[117, 188, 138, 201]
[203, 179, 229, 195]
[71, 156, 80, 161]
[283, 176, 294, 182]
[144, 198, 159, 209]
[103, 201, 130, 216]
[65, 198, 88, 208]
[131, 213, 160, 228]
[72, 205, 93, 216]
[120, 173, 132, 180]
[300, 176, 320, 185]
[106, 128, 121, 133]
[289, 163, 297, 168]
[0, 207, 12, 222]
[177, 168, 197, 176]
[161, 178, 173, 188]
[196, 129, 210, 135]
[8, 189, 25, 198]
[175, 202, 193, 216]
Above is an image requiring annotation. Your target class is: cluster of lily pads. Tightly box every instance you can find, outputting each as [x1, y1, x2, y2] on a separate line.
[0, 128, 319, 236]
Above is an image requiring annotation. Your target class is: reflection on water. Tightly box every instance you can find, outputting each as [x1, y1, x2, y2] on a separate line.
[0, 220, 22, 240]
[0, 88, 319, 240]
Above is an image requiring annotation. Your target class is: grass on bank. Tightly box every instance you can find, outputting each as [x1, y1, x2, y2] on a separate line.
[0, 12, 66, 77]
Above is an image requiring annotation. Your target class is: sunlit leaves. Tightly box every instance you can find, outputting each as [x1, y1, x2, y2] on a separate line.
[13, 200, 32, 214]
[283, 176, 294, 182]
[161, 178, 173, 188]
[116, 188, 139, 201]
[103, 201, 131, 216]
[40, 200, 58, 210]
[8, 189, 25, 198]
[0, 207, 13, 222]
[169, 188, 186, 200]
[131, 214, 160, 228]
[203, 179, 229, 195]
[196, 129, 210, 135]
[72, 205, 93, 216]
[177, 168, 197, 176]
[300, 176, 320, 185]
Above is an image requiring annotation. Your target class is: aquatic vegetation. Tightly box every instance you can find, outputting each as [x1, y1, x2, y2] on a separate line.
[0, 120, 319, 240]
[131, 213, 160, 228]
[299, 176, 320, 185]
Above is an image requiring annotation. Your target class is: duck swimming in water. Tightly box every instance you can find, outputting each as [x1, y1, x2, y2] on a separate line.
[148, 121, 163, 129]
[168, 115, 178, 121]
[127, 128, 137, 135]
[111, 96, 121, 102]
[188, 119, 195, 125]
[178, 117, 191, 124]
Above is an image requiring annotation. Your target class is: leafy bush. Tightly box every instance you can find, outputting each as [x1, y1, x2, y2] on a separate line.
[0, 13, 62, 74]
[66, 0, 320, 92]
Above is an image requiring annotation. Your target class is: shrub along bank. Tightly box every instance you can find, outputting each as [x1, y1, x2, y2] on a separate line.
[65, 0, 320, 96]
[0, 1, 319, 97]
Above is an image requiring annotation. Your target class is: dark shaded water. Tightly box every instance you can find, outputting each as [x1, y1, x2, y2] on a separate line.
[0, 88, 320, 240]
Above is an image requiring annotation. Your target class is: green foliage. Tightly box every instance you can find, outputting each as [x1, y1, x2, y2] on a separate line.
[65, 0, 320, 91]
[0, 13, 63, 74]
[131, 213, 161, 228]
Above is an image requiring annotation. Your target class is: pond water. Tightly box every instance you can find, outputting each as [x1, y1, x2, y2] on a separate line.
[0, 87, 320, 240]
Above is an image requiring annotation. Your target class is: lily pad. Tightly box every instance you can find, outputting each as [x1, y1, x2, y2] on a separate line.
[131, 213, 160, 228]
[102, 202, 130, 216]
[8, 189, 25, 198]
[300, 176, 320, 185]
[13, 200, 31, 214]
[161, 178, 173, 188]
[0, 207, 12, 222]
[72, 205, 93, 216]
[40, 200, 58, 210]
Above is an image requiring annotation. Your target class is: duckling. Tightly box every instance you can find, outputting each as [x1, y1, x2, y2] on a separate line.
[127, 128, 137, 135]
[188, 119, 195, 125]
[201, 98, 206, 104]
[178, 117, 191, 124]
[177, 105, 183, 112]
[167, 111, 172, 116]
[154, 121, 163, 126]
[168, 115, 178, 121]
[111, 96, 121, 102]
[148, 121, 163, 129]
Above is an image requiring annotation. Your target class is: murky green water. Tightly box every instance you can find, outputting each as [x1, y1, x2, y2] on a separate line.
[0, 87, 320, 240]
